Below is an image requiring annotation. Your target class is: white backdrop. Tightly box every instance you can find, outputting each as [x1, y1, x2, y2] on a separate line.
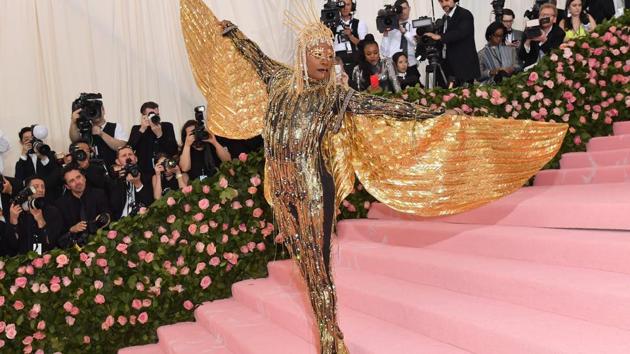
[0, 0, 533, 176]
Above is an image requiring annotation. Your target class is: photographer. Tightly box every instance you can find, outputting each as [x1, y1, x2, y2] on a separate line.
[179, 120, 231, 182]
[127, 101, 178, 177]
[69, 93, 127, 167]
[4, 176, 62, 256]
[56, 165, 110, 248]
[478, 22, 522, 85]
[519, 3, 565, 68]
[423, 0, 480, 87]
[0, 175, 20, 256]
[152, 154, 188, 200]
[332, 0, 368, 76]
[66, 139, 108, 189]
[502, 9, 524, 47]
[107, 146, 154, 221]
[380, 0, 419, 76]
[14, 126, 63, 200]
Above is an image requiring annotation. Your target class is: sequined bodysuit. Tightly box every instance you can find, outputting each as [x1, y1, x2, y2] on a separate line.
[225, 28, 436, 353]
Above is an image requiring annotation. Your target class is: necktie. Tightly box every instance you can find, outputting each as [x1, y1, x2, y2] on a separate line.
[400, 22, 408, 57]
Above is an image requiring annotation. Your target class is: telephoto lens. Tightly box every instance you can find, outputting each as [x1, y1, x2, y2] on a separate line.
[22, 197, 45, 211]
[148, 112, 161, 125]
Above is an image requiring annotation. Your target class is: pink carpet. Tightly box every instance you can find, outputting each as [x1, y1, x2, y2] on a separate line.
[120, 121, 630, 353]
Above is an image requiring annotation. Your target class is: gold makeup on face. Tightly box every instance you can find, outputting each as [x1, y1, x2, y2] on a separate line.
[308, 46, 334, 61]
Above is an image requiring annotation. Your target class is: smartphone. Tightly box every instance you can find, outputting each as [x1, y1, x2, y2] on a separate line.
[334, 64, 343, 76]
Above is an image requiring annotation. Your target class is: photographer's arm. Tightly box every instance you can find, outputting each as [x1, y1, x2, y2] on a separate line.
[152, 167, 163, 200]
[69, 109, 82, 143]
[179, 133, 195, 173]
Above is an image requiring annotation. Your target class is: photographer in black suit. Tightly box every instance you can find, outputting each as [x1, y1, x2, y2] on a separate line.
[127, 101, 178, 177]
[107, 146, 154, 221]
[423, 0, 480, 87]
[519, 3, 566, 68]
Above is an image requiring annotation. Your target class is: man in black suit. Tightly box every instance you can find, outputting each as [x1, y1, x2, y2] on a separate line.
[127, 101, 178, 177]
[14, 126, 63, 200]
[107, 146, 154, 221]
[585, 0, 617, 23]
[502, 9, 524, 48]
[519, 3, 566, 68]
[0, 175, 20, 256]
[423, 0, 480, 87]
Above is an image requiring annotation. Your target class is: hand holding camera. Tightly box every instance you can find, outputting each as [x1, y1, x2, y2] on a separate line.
[69, 221, 87, 234]
[9, 203, 23, 225]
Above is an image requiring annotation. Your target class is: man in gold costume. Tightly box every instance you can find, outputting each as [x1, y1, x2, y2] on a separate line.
[180, 1, 567, 353]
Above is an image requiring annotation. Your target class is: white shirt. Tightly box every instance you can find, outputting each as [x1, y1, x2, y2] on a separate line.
[97, 121, 127, 141]
[333, 17, 368, 53]
[20, 153, 50, 172]
[380, 20, 418, 67]
[121, 182, 144, 218]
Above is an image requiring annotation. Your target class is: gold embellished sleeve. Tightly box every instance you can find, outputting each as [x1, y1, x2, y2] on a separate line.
[346, 90, 439, 120]
[223, 27, 288, 87]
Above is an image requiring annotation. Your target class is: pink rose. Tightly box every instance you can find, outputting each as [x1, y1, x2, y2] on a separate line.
[231, 201, 242, 210]
[138, 312, 149, 324]
[65, 316, 75, 326]
[56, 254, 69, 268]
[250, 175, 262, 186]
[32, 258, 44, 269]
[166, 197, 176, 206]
[209, 257, 220, 266]
[202, 185, 211, 194]
[116, 243, 128, 254]
[94, 294, 105, 304]
[206, 243, 217, 256]
[160, 235, 169, 243]
[194, 212, 204, 221]
[224, 252, 239, 265]
[184, 204, 192, 212]
[183, 300, 194, 310]
[94, 280, 103, 289]
[195, 262, 206, 274]
[198, 198, 210, 210]
[15, 277, 27, 288]
[247, 187, 257, 194]
[195, 242, 205, 253]
[167, 214, 176, 224]
[222, 234, 229, 243]
[219, 177, 228, 189]
[200, 224, 209, 233]
[37, 320, 45, 331]
[123, 236, 132, 244]
[208, 220, 218, 229]
[180, 267, 190, 275]
[182, 185, 193, 194]
[253, 208, 263, 218]
[96, 258, 108, 268]
[573, 136, 582, 145]
[83, 336, 91, 344]
[107, 230, 118, 239]
[188, 224, 198, 235]
[256, 242, 266, 252]
[142, 299, 152, 307]
[132, 299, 142, 310]
[245, 199, 254, 208]
[211, 204, 221, 213]
[238, 153, 248, 162]
[200, 276, 212, 289]
[144, 231, 153, 239]
[97, 246, 106, 254]
[5, 324, 16, 339]
[240, 245, 249, 254]
[13, 301, 24, 310]
[145, 252, 154, 263]
[71, 306, 80, 316]
[63, 301, 73, 312]
[117, 316, 127, 326]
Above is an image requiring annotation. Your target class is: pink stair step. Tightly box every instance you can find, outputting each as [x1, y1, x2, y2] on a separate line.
[194, 298, 315, 354]
[156, 322, 232, 354]
[269, 261, 630, 354]
[118, 344, 164, 354]
[613, 121, 630, 136]
[336, 239, 630, 331]
[367, 183, 630, 230]
[534, 165, 630, 185]
[231, 275, 469, 354]
[338, 220, 630, 275]
[587, 134, 630, 151]
[560, 149, 630, 169]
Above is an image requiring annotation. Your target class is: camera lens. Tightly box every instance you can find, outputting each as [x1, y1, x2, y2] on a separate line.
[149, 113, 161, 125]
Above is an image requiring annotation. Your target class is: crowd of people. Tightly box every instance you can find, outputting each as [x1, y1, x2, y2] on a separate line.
[0, 99, 262, 257]
[334, 0, 622, 90]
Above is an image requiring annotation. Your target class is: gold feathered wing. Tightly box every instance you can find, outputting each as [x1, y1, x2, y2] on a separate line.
[333, 113, 567, 216]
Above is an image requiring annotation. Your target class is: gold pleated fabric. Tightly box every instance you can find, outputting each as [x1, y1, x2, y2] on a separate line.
[346, 114, 567, 216]
[322, 122, 356, 206]
[180, 0, 267, 139]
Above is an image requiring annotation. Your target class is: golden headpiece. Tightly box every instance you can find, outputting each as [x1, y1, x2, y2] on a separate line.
[284, 0, 336, 93]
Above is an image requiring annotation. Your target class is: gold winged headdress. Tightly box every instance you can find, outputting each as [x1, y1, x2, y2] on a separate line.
[180, 0, 567, 217]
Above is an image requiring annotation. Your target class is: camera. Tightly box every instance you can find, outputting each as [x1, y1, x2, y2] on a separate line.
[413, 17, 444, 62]
[192, 106, 210, 148]
[128, 202, 145, 217]
[72, 93, 103, 140]
[28, 138, 51, 156]
[376, 4, 402, 33]
[524, 0, 551, 20]
[320, 0, 345, 32]
[70, 145, 88, 163]
[491, 0, 505, 21]
[117, 158, 140, 179]
[148, 112, 161, 125]
[64, 212, 110, 249]
[160, 158, 178, 170]
[11, 185, 45, 211]
[524, 17, 551, 39]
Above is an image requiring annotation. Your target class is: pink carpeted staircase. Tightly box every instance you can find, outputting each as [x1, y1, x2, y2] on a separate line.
[121, 122, 630, 354]
[535, 121, 630, 185]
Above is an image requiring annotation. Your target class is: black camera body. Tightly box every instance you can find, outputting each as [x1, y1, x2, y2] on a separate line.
[376, 4, 402, 33]
[70, 145, 88, 163]
[192, 106, 210, 148]
[524, 0, 551, 20]
[321, 0, 345, 32]
[120, 159, 140, 179]
[491, 0, 506, 21]
[161, 158, 178, 170]
[28, 138, 51, 156]
[414, 17, 444, 62]
[524, 16, 551, 39]
[11, 186, 45, 211]
[72, 93, 103, 140]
